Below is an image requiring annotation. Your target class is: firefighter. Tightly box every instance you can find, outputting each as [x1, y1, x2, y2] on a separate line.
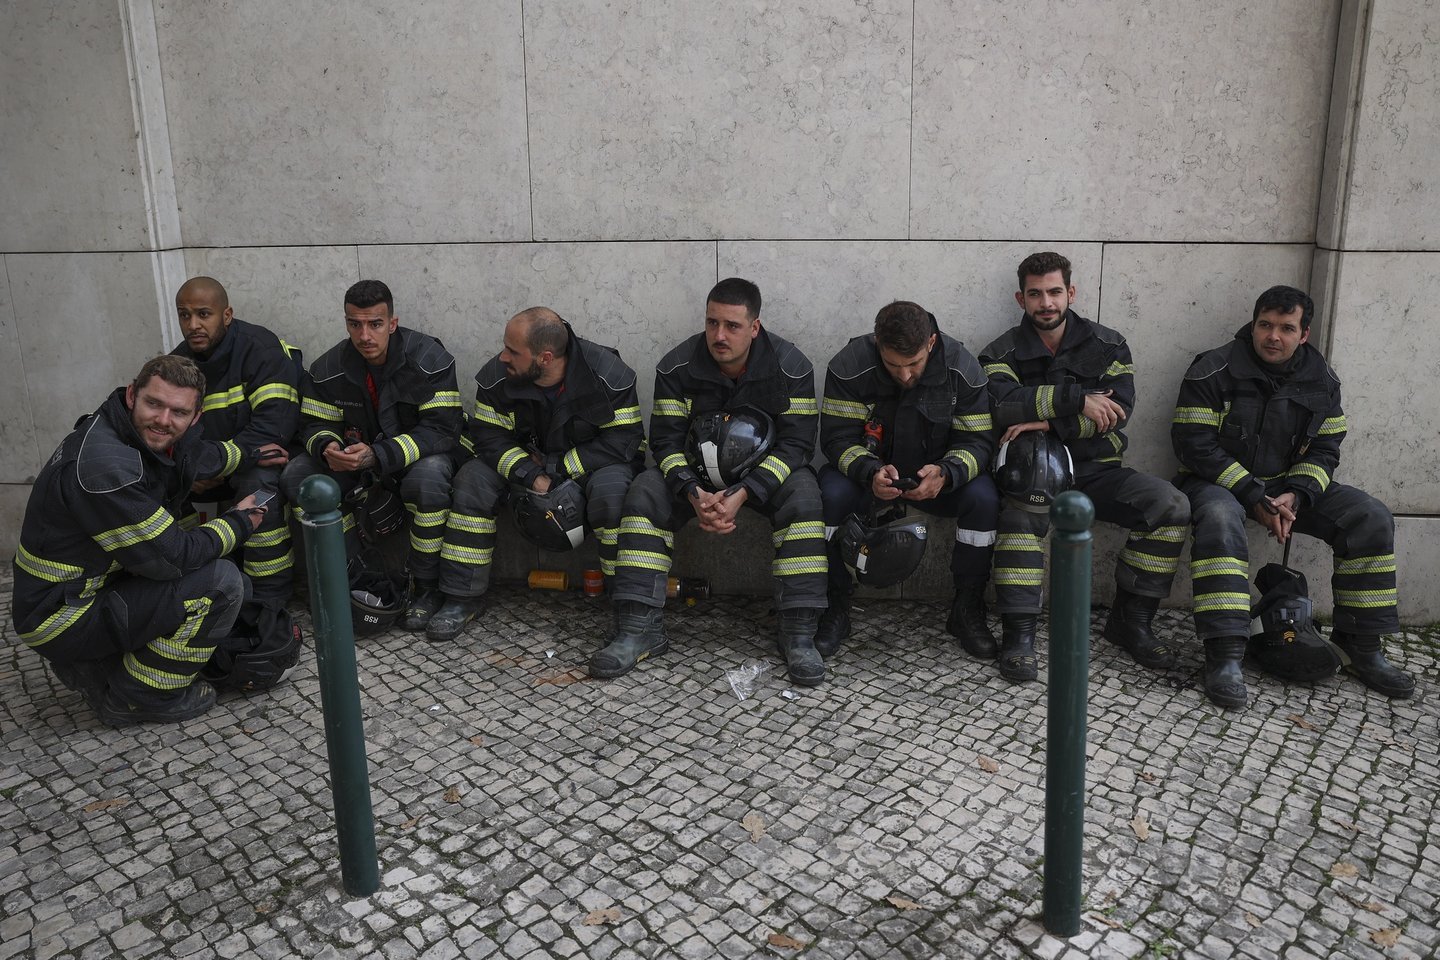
[279, 280, 464, 627]
[424, 307, 645, 641]
[817, 300, 998, 658]
[606, 278, 829, 685]
[1172, 284, 1414, 708]
[170, 276, 300, 607]
[979, 251, 1190, 682]
[11, 355, 269, 725]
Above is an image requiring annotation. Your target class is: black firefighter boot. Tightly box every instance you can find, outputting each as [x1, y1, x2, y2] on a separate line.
[814, 542, 853, 658]
[947, 578, 997, 659]
[588, 601, 668, 679]
[98, 679, 218, 727]
[1202, 636, 1249, 709]
[402, 579, 445, 632]
[1332, 630, 1416, 699]
[996, 614, 1039, 682]
[776, 608, 826, 687]
[1102, 587, 1176, 670]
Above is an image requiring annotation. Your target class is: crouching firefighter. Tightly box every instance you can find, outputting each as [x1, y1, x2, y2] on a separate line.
[607, 278, 829, 685]
[11, 356, 274, 726]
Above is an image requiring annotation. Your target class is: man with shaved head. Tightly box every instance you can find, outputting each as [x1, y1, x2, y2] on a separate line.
[170, 276, 301, 615]
[422, 306, 644, 641]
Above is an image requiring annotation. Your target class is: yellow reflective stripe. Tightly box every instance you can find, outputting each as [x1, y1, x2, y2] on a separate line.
[1074, 415, 1095, 439]
[309, 430, 343, 455]
[1317, 415, 1347, 436]
[757, 456, 790, 483]
[659, 453, 689, 474]
[984, 362, 1019, 382]
[785, 397, 818, 416]
[772, 520, 826, 548]
[1334, 554, 1396, 576]
[992, 569, 1045, 586]
[652, 399, 691, 419]
[202, 384, 246, 412]
[601, 405, 642, 427]
[1035, 385, 1056, 419]
[93, 507, 172, 552]
[419, 390, 462, 412]
[952, 413, 992, 432]
[246, 527, 290, 547]
[1193, 591, 1252, 613]
[439, 543, 492, 564]
[1147, 525, 1188, 544]
[616, 549, 672, 572]
[15, 544, 85, 582]
[1334, 588, 1397, 608]
[300, 397, 344, 421]
[563, 448, 585, 478]
[1190, 557, 1248, 578]
[406, 506, 447, 527]
[341, 513, 357, 533]
[392, 435, 421, 468]
[249, 382, 299, 407]
[837, 445, 872, 472]
[459, 433, 475, 454]
[821, 397, 869, 420]
[498, 447, 528, 478]
[1173, 406, 1222, 427]
[773, 558, 828, 576]
[1288, 462, 1331, 491]
[410, 532, 443, 554]
[1119, 548, 1179, 575]
[1105, 361, 1134, 378]
[20, 601, 95, 647]
[619, 517, 674, 546]
[995, 533, 1043, 551]
[473, 401, 515, 429]
[944, 450, 980, 481]
[281, 338, 302, 359]
[200, 517, 239, 554]
[244, 553, 294, 578]
[1217, 463, 1250, 490]
[593, 526, 619, 546]
[446, 513, 497, 535]
[220, 440, 242, 476]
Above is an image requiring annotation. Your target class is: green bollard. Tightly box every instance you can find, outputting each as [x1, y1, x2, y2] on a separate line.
[297, 475, 380, 897]
[1043, 489, 1094, 936]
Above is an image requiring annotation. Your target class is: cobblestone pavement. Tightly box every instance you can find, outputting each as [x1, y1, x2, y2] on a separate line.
[2, 563, 1436, 960]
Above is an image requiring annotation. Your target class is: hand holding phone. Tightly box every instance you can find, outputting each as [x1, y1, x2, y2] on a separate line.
[250, 490, 277, 509]
[891, 476, 920, 492]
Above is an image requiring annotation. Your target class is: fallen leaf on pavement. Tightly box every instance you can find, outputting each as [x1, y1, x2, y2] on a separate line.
[767, 931, 806, 949]
[1357, 901, 1389, 914]
[742, 813, 765, 842]
[1130, 813, 1150, 841]
[1371, 928, 1401, 947]
[468, 734, 485, 746]
[1329, 818, 1360, 833]
[583, 907, 621, 925]
[534, 667, 587, 688]
[1329, 861, 1358, 879]
[1138, 771, 1158, 784]
[1286, 714, 1318, 731]
[1244, 912, 1262, 928]
[886, 895, 921, 910]
[82, 797, 130, 813]
[1087, 913, 1125, 930]
[443, 786, 462, 803]
[977, 756, 1000, 774]
[400, 816, 421, 829]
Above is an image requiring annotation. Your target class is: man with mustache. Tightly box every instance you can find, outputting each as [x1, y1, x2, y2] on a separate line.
[978, 251, 1190, 682]
[11, 355, 270, 725]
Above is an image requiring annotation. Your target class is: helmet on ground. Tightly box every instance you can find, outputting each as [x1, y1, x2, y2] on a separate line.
[686, 408, 775, 491]
[202, 602, 304, 694]
[837, 507, 929, 588]
[348, 554, 409, 637]
[515, 479, 587, 551]
[993, 432, 1074, 512]
[1248, 563, 1341, 681]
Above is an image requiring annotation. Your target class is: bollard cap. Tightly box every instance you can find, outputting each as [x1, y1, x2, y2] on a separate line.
[1050, 489, 1095, 531]
[297, 474, 343, 515]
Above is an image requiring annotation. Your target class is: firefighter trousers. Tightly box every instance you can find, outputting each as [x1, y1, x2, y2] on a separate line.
[1178, 476, 1400, 639]
[611, 466, 828, 610]
[186, 464, 293, 604]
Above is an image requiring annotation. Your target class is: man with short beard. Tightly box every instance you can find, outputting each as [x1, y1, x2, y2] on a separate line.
[422, 307, 644, 641]
[11, 355, 270, 725]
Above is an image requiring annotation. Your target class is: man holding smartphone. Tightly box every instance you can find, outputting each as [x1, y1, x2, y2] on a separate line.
[817, 300, 999, 658]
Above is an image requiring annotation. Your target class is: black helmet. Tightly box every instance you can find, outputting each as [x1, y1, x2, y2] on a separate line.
[1248, 563, 1341, 681]
[202, 603, 304, 694]
[993, 432, 1074, 512]
[685, 408, 775, 491]
[837, 507, 929, 588]
[348, 554, 409, 638]
[514, 479, 587, 551]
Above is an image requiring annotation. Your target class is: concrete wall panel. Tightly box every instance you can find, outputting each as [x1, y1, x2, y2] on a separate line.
[1094, 244, 1315, 480]
[911, 1, 1339, 242]
[1341, 0, 1440, 250]
[0, 268, 40, 482]
[182, 246, 361, 363]
[155, 1, 531, 247]
[0, 4, 149, 252]
[0, 484, 31, 557]
[1324, 252, 1440, 513]
[5, 253, 165, 481]
[524, 0, 913, 241]
[356, 242, 716, 413]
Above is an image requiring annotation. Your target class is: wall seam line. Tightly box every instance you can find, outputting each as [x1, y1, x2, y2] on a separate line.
[520, 0, 537, 243]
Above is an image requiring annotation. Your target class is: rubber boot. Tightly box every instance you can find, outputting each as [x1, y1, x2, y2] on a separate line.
[589, 601, 668, 679]
[98, 680, 218, 727]
[426, 595, 485, 642]
[814, 540, 852, 658]
[997, 614, 1038, 682]
[776, 608, 826, 687]
[402, 579, 445, 632]
[947, 578, 997, 659]
[49, 656, 118, 711]
[1202, 636, 1248, 709]
[1102, 587, 1176, 670]
[1333, 630, 1416, 699]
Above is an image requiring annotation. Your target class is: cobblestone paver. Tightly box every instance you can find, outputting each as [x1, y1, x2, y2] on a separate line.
[1, 564, 1436, 959]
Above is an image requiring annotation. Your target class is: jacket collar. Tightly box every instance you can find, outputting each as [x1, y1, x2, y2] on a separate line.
[1011, 309, 1091, 361]
[687, 325, 778, 385]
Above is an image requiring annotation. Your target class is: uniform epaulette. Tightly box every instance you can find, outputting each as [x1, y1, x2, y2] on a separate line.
[655, 338, 696, 376]
[405, 330, 455, 376]
[827, 336, 878, 382]
[74, 418, 144, 494]
[1184, 345, 1233, 381]
[475, 356, 508, 391]
[940, 334, 987, 388]
[309, 341, 349, 383]
[981, 325, 1022, 359]
[1090, 321, 1128, 348]
[772, 337, 814, 379]
[579, 339, 636, 392]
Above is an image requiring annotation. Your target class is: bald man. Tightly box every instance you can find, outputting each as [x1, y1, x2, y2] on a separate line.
[170, 277, 302, 613]
[420, 307, 644, 641]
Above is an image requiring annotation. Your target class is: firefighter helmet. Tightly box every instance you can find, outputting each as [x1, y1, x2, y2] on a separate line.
[1248, 562, 1342, 681]
[685, 408, 775, 491]
[837, 507, 929, 588]
[993, 432, 1074, 512]
[514, 479, 588, 551]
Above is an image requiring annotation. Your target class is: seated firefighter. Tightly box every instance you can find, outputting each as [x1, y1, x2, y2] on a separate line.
[607, 277, 829, 685]
[1172, 284, 1415, 708]
[817, 300, 998, 657]
[11, 356, 272, 725]
[421, 307, 645, 641]
[280, 280, 465, 626]
[979, 251, 1190, 682]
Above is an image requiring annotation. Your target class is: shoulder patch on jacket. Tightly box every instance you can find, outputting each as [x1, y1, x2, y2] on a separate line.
[475, 355, 508, 391]
[1184, 346, 1232, 382]
[580, 339, 637, 392]
[75, 418, 144, 494]
[771, 337, 814, 379]
[979, 326, 1021, 362]
[940, 334, 987, 388]
[827, 336, 878, 382]
[406, 331, 456, 376]
[309, 341, 350, 383]
[1090, 322, 1128, 348]
[655, 338, 697, 376]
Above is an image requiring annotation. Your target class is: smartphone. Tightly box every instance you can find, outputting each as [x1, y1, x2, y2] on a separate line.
[891, 476, 919, 491]
[250, 490, 277, 509]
